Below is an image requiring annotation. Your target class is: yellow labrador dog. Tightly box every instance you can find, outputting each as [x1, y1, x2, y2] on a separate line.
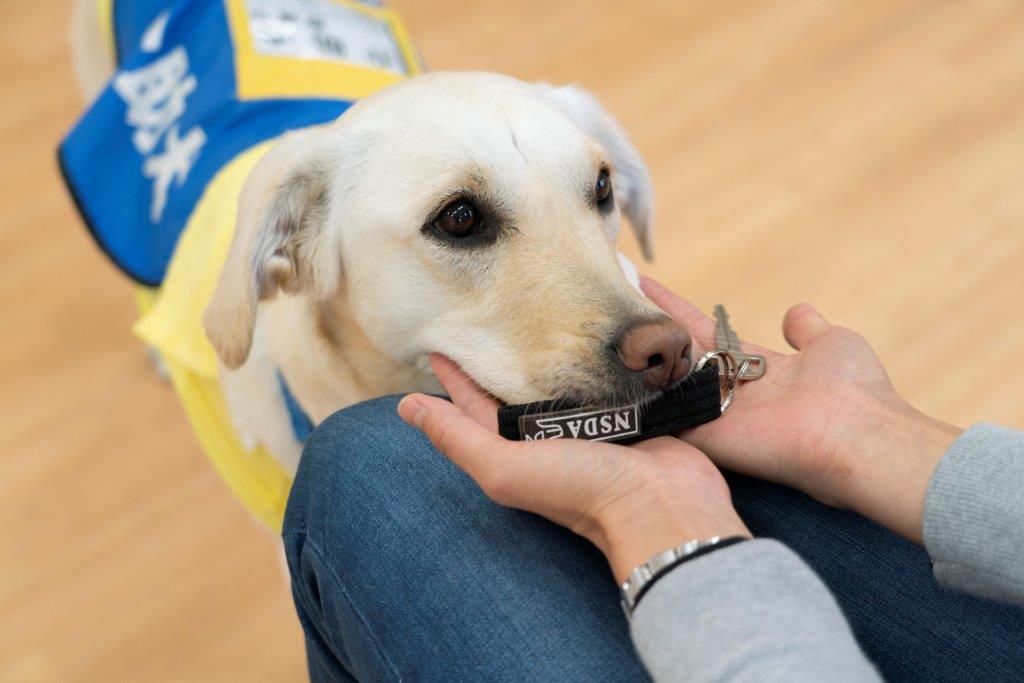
[71, 1, 691, 474]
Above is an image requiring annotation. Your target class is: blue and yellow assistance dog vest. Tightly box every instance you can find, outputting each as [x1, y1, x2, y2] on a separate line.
[59, 0, 422, 531]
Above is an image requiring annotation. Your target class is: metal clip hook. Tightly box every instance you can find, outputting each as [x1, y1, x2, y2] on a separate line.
[695, 350, 748, 413]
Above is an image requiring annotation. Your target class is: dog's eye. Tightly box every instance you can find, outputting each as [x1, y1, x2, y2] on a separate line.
[595, 169, 612, 206]
[433, 199, 481, 237]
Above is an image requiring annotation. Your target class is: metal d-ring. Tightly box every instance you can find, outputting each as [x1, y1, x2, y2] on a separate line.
[695, 350, 746, 413]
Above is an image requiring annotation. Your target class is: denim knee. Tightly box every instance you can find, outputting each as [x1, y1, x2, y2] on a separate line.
[283, 395, 458, 680]
[283, 394, 453, 543]
[281, 394, 646, 681]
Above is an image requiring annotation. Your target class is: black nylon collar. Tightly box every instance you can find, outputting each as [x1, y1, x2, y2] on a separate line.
[497, 364, 722, 444]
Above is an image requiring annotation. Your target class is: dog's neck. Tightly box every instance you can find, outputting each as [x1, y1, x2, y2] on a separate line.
[260, 291, 437, 424]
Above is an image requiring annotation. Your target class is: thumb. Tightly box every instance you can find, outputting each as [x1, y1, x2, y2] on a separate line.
[783, 303, 830, 351]
[398, 393, 508, 478]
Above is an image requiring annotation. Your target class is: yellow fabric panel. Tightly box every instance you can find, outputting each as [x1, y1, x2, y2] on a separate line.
[164, 354, 292, 532]
[126, 2, 417, 531]
[224, 0, 423, 102]
[133, 285, 159, 314]
[134, 141, 273, 379]
[97, 0, 115, 62]
[133, 140, 292, 532]
[133, 296, 292, 531]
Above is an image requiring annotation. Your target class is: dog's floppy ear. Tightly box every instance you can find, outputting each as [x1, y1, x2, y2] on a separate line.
[204, 128, 340, 368]
[540, 84, 655, 260]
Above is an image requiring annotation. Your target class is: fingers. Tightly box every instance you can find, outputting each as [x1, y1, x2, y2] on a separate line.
[783, 303, 830, 351]
[640, 276, 716, 346]
[429, 354, 500, 432]
[397, 393, 506, 478]
[640, 277, 773, 358]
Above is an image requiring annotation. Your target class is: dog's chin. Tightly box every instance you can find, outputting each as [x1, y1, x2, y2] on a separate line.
[568, 377, 660, 409]
[494, 364, 659, 409]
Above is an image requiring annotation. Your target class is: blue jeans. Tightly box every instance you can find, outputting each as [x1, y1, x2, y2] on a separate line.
[283, 397, 1024, 682]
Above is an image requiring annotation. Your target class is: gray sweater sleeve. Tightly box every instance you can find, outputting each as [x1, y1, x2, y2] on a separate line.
[629, 539, 880, 682]
[923, 423, 1024, 604]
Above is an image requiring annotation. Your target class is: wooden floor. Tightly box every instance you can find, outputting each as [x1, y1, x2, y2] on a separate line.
[2, 1, 1022, 679]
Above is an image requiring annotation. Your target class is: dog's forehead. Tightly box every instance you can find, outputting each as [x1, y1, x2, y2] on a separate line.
[354, 74, 599, 167]
[339, 80, 603, 217]
[323, 72, 616, 240]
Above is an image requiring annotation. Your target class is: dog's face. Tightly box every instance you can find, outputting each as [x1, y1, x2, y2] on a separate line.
[205, 72, 691, 406]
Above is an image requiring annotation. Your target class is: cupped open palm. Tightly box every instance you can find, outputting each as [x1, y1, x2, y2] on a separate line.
[641, 277, 911, 507]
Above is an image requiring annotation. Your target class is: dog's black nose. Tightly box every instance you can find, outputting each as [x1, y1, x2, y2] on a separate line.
[616, 320, 692, 391]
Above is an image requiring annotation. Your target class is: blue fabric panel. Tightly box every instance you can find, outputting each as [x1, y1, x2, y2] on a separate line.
[59, 0, 351, 286]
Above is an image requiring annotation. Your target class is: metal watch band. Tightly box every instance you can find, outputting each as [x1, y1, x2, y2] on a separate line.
[620, 535, 745, 616]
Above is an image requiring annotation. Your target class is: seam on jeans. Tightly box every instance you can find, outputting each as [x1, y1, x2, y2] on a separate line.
[285, 531, 404, 681]
[285, 404, 428, 680]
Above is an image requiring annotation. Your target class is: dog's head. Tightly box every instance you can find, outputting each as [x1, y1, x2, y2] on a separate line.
[204, 72, 691, 406]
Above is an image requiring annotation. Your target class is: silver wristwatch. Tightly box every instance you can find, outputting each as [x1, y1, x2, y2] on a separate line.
[620, 536, 730, 616]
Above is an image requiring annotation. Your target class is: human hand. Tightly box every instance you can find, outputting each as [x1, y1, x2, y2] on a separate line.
[397, 356, 750, 584]
[642, 277, 962, 543]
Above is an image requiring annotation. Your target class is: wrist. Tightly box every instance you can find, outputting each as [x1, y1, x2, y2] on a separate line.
[836, 401, 961, 543]
[594, 484, 750, 584]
